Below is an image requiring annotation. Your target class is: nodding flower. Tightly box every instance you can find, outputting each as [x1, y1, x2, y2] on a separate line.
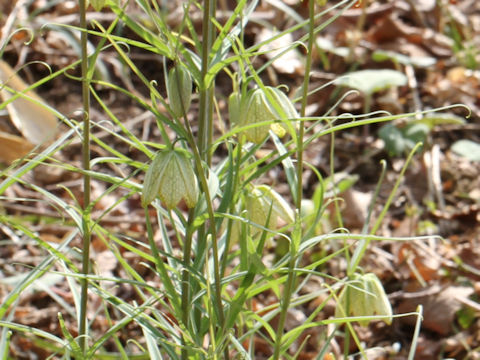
[142, 148, 198, 210]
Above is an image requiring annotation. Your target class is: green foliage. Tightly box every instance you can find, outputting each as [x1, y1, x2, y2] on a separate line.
[336, 69, 407, 95]
[457, 306, 476, 329]
[0, 0, 462, 358]
[379, 122, 429, 156]
[451, 139, 480, 161]
[88, 0, 106, 11]
[372, 50, 436, 68]
[379, 111, 467, 157]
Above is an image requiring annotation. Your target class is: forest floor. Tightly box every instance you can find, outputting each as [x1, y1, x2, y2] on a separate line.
[1, 0, 480, 359]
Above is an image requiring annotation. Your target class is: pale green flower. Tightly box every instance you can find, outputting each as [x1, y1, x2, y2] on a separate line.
[335, 272, 393, 326]
[229, 87, 297, 143]
[142, 148, 198, 209]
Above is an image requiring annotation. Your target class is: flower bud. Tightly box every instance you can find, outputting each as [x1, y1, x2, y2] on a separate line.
[142, 148, 198, 209]
[167, 65, 192, 118]
[335, 273, 392, 326]
[228, 91, 242, 127]
[242, 88, 275, 143]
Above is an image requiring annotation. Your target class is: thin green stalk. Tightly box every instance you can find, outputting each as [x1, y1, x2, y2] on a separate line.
[371, 142, 422, 234]
[190, 145, 226, 352]
[176, 77, 226, 357]
[345, 144, 423, 274]
[175, 79, 226, 357]
[341, 144, 423, 359]
[78, 0, 91, 355]
[272, 0, 315, 357]
[408, 305, 423, 360]
[198, 0, 216, 162]
[180, 208, 195, 359]
[295, 0, 316, 210]
[194, 0, 229, 357]
[349, 143, 422, 275]
[144, 208, 180, 312]
[362, 160, 387, 235]
[220, 138, 243, 277]
[346, 161, 387, 277]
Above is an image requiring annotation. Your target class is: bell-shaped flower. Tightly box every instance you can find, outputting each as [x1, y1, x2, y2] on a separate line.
[230, 86, 297, 143]
[335, 272, 393, 326]
[244, 184, 295, 237]
[264, 86, 298, 137]
[142, 148, 199, 209]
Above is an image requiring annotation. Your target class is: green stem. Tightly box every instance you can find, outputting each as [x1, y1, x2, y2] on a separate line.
[371, 142, 422, 234]
[178, 76, 226, 359]
[347, 161, 387, 277]
[78, 0, 91, 355]
[272, 0, 315, 357]
[198, 0, 216, 162]
[348, 143, 422, 276]
[295, 11, 313, 209]
[179, 86, 226, 356]
[220, 139, 244, 277]
[191, 145, 226, 348]
[194, 0, 229, 356]
[181, 208, 196, 359]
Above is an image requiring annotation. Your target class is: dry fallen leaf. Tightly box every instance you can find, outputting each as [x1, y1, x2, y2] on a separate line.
[257, 28, 304, 75]
[339, 188, 372, 229]
[397, 285, 474, 335]
[0, 60, 57, 163]
[0, 130, 34, 163]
